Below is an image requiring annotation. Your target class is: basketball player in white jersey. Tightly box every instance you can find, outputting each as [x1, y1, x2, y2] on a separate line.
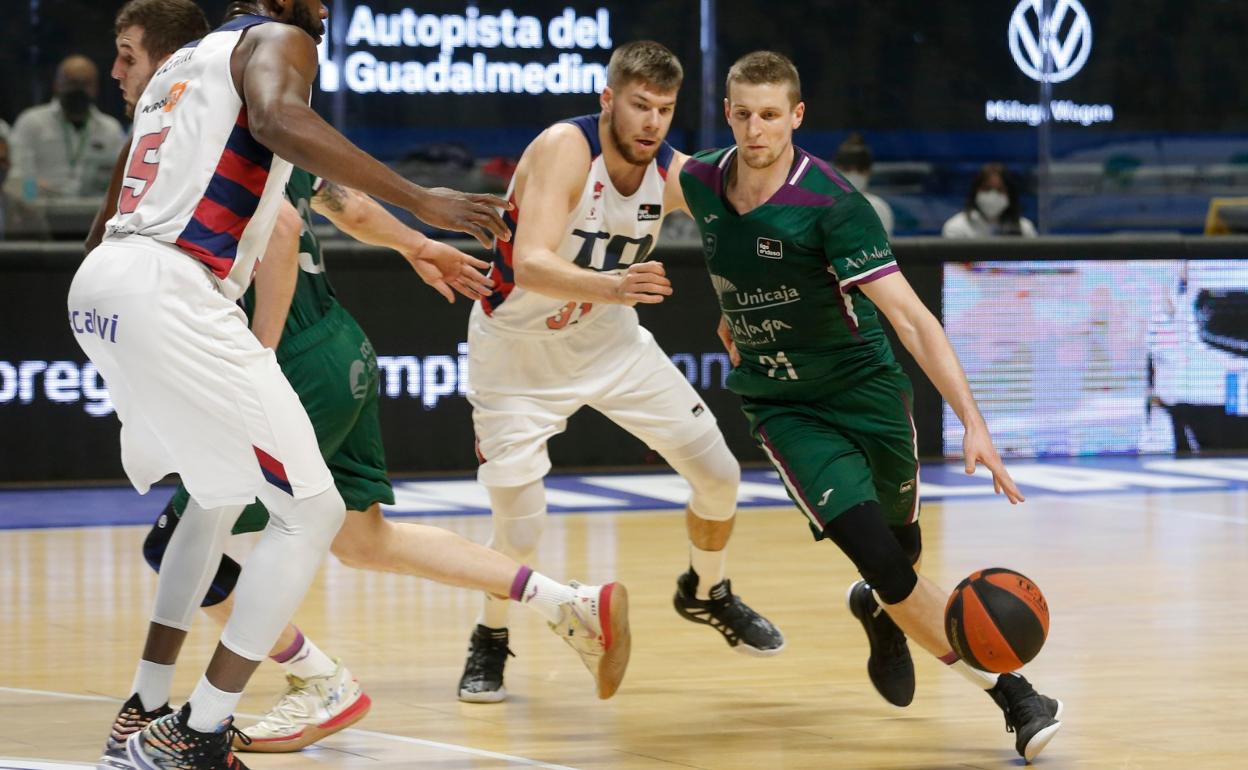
[92, 5, 631, 762]
[458, 41, 786, 702]
[69, 2, 514, 768]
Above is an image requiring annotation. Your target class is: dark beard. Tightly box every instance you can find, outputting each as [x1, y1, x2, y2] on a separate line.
[606, 112, 650, 167]
[289, 2, 324, 39]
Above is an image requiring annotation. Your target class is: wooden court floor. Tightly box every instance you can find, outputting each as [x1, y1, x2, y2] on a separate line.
[2, 489, 1246, 769]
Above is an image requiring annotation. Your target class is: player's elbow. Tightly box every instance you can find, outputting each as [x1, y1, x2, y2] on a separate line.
[511, 252, 537, 288]
[247, 102, 299, 158]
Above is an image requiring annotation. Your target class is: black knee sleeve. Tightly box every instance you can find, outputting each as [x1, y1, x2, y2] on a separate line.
[141, 499, 242, 608]
[824, 501, 918, 605]
[890, 522, 923, 565]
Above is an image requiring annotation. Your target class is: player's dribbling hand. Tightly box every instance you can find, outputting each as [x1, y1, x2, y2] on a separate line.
[404, 238, 493, 303]
[616, 262, 672, 305]
[717, 316, 741, 367]
[963, 423, 1025, 504]
[413, 187, 513, 248]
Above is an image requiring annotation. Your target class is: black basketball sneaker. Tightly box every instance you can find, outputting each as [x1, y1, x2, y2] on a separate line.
[988, 672, 1064, 762]
[99, 693, 173, 768]
[457, 624, 514, 703]
[127, 703, 251, 769]
[846, 579, 916, 707]
[673, 569, 786, 655]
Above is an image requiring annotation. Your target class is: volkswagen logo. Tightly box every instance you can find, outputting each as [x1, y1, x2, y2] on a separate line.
[1009, 0, 1093, 84]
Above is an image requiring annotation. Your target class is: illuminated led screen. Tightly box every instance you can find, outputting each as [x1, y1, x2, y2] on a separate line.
[943, 260, 1248, 457]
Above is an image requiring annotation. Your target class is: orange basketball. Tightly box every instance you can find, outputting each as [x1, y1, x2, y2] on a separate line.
[944, 568, 1049, 673]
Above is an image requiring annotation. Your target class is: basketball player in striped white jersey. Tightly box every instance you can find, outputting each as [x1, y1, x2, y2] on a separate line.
[459, 41, 786, 702]
[69, 2, 510, 768]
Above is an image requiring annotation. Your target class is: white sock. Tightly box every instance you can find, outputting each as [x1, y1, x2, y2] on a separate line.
[479, 593, 510, 630]
[130, 659, 176, 712]
[272, 629, 336, 681]
[186, 676, 242, 732]
[690, 545, 727, 599]
[947, 656, 1000, 690]
[516, 570, 577, 625]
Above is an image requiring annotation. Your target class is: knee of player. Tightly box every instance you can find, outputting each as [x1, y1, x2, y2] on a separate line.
[330, 518, 383, 569]
[141, 505, 178, 572]
[824, 501, 919, 605]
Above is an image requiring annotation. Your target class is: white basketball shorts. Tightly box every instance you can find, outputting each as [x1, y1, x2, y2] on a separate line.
[468, 312, 719, 488]
[67, 238, 333, 508]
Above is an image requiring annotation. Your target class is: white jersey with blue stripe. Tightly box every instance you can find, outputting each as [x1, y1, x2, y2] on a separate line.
[474, 114, 675, 336]
[103, 14, 294, 300]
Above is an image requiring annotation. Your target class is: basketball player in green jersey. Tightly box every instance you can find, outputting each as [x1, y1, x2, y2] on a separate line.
[679, 51, 1064, 763]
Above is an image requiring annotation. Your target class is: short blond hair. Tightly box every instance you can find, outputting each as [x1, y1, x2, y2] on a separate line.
[607, 40, 683, 92]
[726, 50, 801, 106]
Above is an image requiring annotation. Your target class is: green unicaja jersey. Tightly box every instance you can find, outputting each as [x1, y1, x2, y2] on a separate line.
[680, 146, 902, 402]
[240, 167, 338, 352]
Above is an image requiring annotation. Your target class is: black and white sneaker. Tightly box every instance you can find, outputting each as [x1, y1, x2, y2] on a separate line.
[99, 692, 173, 768]
[988, 672, 1064, 763]
[846, 580, 915, 707]
[127, 703, 250, 769]
[457, 625, 514, 703]
[673, 569, 785, 656]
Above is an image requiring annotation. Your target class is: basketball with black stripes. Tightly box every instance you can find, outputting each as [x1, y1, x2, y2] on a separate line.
[944, 568, 1049, 673]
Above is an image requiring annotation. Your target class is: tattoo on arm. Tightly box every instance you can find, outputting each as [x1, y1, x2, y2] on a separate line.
[316, 181, 348, 213]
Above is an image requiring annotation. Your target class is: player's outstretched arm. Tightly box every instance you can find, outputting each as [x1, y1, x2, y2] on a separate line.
[249, 199, 301, 350]
[84, 138, 131, 255]
[512, 125, 672, 305]
[310, 181, 491, 303]
[861, 272, 1024, 504]
[235, 24, 509, 247]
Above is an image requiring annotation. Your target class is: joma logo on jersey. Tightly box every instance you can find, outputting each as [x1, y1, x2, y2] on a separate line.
[637, 203, 661, 221]
[845, 245, 893, 270]
[757, 237, 783, 259]
[69, 308, 120, 343]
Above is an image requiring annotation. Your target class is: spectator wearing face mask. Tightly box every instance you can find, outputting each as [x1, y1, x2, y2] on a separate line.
[942, 162, 1036, 238]
[834, 132, 894, 236]
[4, 55, 124, 201]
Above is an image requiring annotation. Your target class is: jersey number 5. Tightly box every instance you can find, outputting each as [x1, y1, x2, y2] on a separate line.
[118, 128, 172, 215]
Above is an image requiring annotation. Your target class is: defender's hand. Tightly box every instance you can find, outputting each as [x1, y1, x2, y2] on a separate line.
[615, 261, 672, 305]
[404, 239, 493, 303]
[963, 423, 1024, 504]
[412, 187, 512, 248]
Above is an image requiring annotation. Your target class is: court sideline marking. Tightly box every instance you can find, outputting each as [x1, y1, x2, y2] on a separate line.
[0, 686, 581, 770]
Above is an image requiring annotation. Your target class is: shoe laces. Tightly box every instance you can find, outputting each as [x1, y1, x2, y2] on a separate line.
[704, 581, 757, 627]
[252, 675, 320, 733]
[995, 675, 1046, 733]
[465, 633, 514, 677]
[223, 726, 251, 768]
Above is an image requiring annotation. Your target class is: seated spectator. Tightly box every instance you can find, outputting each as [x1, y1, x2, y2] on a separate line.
[943, 162, 1036, 237]
[0, 136, 49, 239]
[4, 55, 124, 201]
[834, 132, 894, 236]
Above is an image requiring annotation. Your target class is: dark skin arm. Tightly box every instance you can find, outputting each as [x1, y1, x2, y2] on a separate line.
[84, 138, 131, 254]
[232, 23, 509, 247]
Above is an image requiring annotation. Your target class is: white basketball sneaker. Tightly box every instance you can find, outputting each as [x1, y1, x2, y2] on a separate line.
[235, 660, 371, 752]
[549, 581, 631, 699]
